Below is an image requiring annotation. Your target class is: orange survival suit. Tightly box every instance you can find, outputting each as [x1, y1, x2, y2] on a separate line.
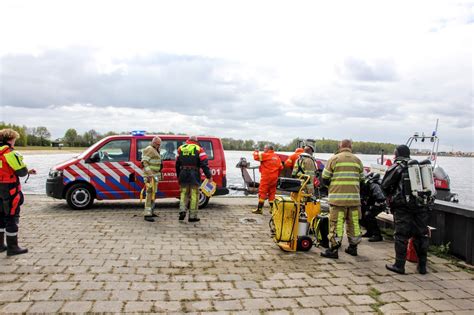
[252, 149, 283, 213]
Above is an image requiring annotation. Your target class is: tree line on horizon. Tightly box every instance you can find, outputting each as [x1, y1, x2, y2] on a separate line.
[1, 122, 396, 155]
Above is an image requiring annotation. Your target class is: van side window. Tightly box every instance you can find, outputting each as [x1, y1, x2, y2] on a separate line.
[161, 141, 185, 161]
[98, 140, 131, 162]
[199, 141, 214, 160]
[137, 140, 151, 161]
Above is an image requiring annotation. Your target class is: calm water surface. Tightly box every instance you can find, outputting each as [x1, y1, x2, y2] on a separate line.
[21, 150, 474, 207]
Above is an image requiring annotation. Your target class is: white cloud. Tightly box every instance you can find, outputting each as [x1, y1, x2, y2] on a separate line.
[0, 0, 472, 151]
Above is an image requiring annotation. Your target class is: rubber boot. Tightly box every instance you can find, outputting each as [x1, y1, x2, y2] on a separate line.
[320, 247, 338, 259]
[6, 235, 28, 256]
[385, 259, 405, 274]
[252, 201, 264, 214]
[0, 232, 6, 253]
[144, 216, 154, 222]
[269, 201, 274, 214]
[188, 217, 200, 223]
[179, 211, 186, 221]
[414, 237, 429, 275]
[345, 244, 358, 256]
[417, 258, 427, 275]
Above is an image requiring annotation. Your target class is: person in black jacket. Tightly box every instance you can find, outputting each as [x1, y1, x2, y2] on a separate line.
[382, 145, 430, 275]
[176, 136, 212, 222]
[360, 173, 386, 242]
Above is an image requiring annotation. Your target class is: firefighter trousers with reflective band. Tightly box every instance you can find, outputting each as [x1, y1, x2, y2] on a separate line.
[328, 205, 362, 248]
[258, 176, 278, 203]
[393, 206, 430, 263]
[0, 183, 23, 236]
[180, 184, 199, 219]
[144, 176, 158, 217]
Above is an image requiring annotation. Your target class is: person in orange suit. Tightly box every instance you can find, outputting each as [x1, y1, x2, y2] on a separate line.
[284, 147, 304, 174]
[252, 144, 283, 214]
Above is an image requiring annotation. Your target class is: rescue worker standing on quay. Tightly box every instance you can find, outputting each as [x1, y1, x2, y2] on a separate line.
[0, 129, 36, 256]
[292, 144, 317, 196]
[176, 136, 212, 222]
[321, 139, 364, 259]
[141, 136, 162, 222]
[382, 145, 430, 275]
[252, 144, 283, 214]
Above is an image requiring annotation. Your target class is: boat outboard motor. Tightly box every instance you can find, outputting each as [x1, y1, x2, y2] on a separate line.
[407, 160, 423, 197]
[419, 159, 436, 196]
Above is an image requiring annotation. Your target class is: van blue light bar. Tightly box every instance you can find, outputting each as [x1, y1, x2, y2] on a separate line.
[131, 130, 146, 136]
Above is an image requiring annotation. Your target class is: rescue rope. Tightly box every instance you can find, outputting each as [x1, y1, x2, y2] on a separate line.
[140, 176, 157, 203]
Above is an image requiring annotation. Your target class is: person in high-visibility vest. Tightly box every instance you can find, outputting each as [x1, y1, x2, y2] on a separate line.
[176, 136, 212, 222]
[320, 139, 364, 259]
[0, 129, 36, 256]
[141, 136, 162, 222]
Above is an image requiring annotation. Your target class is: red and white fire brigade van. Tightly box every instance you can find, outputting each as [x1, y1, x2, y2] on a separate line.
[46, 133, 229, 210]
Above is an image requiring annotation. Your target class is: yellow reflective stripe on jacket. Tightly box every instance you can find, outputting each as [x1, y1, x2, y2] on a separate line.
[4, 150, 26, 171]
[330, 181, 361, 186]
[335, 162, 362, 169]
[332, 171, 360, 178]
[328, 193, 361, 200]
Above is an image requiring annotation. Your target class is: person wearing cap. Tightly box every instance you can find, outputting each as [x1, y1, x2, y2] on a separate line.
[141, 136, 162, 222]
[176, 136, 212, 222]
[320, 139, 364, 259]
[0, 128, 36, 256]
[292, 144, 317, 196]
[382, 145, 430, 275]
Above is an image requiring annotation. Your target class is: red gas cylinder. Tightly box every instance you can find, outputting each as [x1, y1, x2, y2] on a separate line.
[406, 238, 418, 263]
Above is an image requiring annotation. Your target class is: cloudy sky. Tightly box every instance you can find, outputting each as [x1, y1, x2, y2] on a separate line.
[0, 0, 472, 151]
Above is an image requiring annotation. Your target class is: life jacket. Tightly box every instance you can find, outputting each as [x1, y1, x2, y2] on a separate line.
[0, 146, 18, 184]
[177, 143, 201, 168]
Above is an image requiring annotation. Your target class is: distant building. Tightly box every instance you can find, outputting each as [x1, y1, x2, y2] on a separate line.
[51, 138, 63, 148]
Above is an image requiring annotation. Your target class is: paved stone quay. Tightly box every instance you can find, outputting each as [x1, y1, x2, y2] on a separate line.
[1, 195, 473, 314]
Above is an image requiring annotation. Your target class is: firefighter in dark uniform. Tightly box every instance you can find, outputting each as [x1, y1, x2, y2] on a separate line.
[0, 129, 36, 256]
[176, 136, 212, 222]
[382, 145, 431, 275]
[360, 172, 386, 242]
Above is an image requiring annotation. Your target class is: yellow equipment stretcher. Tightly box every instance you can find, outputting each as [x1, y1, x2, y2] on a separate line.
[271, 175, 321, 252]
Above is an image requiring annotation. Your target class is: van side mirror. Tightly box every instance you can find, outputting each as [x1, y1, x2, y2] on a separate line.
[87, 152, 101, 163]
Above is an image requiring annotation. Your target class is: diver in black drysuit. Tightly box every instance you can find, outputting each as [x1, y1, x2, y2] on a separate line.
[360, 172, 386, 242]
[382, 145, 431, 275]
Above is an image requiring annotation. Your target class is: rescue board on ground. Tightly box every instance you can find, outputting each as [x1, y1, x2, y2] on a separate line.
[200, 179, 217, 197]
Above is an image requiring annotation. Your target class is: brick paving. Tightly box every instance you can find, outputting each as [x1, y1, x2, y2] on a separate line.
[0, 195, 473, 314]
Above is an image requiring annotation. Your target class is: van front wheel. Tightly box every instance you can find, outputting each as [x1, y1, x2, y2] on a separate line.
[66, 183, 94, 210]
[198, 191, 210, 209]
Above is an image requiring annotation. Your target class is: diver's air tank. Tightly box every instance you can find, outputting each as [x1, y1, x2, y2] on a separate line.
[298, 211, 309, 236]
[407, 160, 423, 197]
[419, 159, 436, 195]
